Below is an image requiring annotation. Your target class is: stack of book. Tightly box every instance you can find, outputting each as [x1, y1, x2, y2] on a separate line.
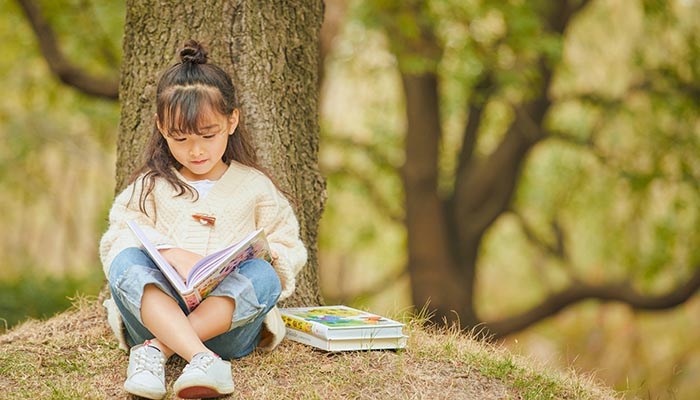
[279, 305, 408, 352]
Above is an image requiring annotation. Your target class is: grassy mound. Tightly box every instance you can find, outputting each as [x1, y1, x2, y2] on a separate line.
[0, 297, 620, 399]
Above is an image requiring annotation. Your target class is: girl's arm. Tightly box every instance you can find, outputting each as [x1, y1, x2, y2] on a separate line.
[99, 178, 177, 277]
[256, 187, 308, 300]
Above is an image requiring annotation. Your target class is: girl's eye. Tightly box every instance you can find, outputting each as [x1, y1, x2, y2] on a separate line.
[202, 134, 216, 139]
[173, 137, 187, 143]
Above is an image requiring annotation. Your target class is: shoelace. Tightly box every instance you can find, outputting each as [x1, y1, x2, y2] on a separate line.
[133, 347, 165, 375]
[183, 353, 217, 374]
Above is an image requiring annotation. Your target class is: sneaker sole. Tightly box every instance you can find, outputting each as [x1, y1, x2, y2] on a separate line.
[123, 383, 166, 400]
[177, 385, 234, 399]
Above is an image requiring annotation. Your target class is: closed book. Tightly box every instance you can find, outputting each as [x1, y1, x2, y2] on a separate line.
[279, 305, 405, 340]
[285, 327, 408, 352]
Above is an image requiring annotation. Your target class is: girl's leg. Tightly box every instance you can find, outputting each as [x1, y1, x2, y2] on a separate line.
[203, 258, 282, 359]
[108, 248, 180, 398]
[109, 248, 217, 361]
[109, 248, 280, 360]
[108, 247, 166, 347]
[152, 259, 280, 360]
[145, 293, 236, 359]
[187, 296, 237, 340]
[140, 284, 213, 362]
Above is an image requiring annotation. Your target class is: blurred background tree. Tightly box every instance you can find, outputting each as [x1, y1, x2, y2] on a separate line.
[319, 0, 700, 398]
[2, 0, 700, 398]
[0, 0, 120, 328]
[323, 0, 700, 333]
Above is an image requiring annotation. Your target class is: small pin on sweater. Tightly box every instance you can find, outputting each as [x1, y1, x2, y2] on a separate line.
[192, 214, 216, 226]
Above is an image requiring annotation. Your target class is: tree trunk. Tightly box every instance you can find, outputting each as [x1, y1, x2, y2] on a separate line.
[401, 73, 477, 327]
[116, 0, 325, 305]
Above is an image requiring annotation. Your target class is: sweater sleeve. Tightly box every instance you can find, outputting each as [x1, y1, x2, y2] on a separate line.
[256, 183, 307, 300]
[99, 177, 176, 277]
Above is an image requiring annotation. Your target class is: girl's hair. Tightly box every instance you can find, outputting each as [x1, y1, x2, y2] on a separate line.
[130, 39, 282, 213]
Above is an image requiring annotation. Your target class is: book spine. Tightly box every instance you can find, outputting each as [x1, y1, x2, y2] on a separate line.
[281, 314, 330, 339]
[285, 328, 330, 351]
[182, 291, 201, 312]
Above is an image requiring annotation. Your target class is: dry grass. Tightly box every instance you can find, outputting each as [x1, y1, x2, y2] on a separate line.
[0, 297, 621, 400]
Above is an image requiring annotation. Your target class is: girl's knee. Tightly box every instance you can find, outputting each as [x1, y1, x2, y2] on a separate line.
[108, 247, 151, 288]
[239, 259, 281, 303]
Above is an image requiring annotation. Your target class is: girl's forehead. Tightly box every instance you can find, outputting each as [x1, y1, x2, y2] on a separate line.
[161, 105, 227, 132]
[167, 103, 222, 120]
[158, 84, 229, 128]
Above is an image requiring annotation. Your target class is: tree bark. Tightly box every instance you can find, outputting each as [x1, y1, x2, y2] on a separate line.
[117, 0, 325, 305]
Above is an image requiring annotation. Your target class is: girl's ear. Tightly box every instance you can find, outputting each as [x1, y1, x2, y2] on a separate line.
[155, 114, 166, 137]
[228, 109, 240, 135]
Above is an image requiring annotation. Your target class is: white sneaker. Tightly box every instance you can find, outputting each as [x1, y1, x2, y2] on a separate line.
[173, 352, 235, 399]
[123, 342, 167, 399]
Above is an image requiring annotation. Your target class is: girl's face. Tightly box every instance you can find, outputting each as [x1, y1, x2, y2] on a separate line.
[158, 107, 239, 181]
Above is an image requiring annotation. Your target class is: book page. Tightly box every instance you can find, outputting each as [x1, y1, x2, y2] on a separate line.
[186, 229, 269, 286]
[127, 221, 186, 292]
[128, 222, 270, 312]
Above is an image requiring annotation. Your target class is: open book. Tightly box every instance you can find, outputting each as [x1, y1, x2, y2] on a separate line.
[127, 221, 271, 311]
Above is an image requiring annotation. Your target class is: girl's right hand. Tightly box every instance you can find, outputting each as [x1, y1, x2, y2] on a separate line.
[158, 248, 203, 282]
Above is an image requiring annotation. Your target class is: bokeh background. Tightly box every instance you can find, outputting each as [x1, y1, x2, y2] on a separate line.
[2, 1, 700, 398]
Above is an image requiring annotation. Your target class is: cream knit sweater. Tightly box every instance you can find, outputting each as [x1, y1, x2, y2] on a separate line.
[99, 161, 307, 352]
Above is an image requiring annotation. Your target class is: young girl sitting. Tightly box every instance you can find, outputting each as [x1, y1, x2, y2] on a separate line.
[99, 39, 307, 399]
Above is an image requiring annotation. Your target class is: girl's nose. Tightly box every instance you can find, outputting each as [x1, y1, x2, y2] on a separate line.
[190, 143, 203, 156]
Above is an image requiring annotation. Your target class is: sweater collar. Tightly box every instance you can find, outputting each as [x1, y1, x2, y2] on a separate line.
[174, 162, 234, 184]
[172, 161, 249, 203]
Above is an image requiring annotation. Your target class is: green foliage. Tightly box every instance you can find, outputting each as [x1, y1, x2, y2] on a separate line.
[641, 0, 673, 16]
[322, 0, 700, 397]
[31, 0, 123, 75]
[3, 0, 700, 397]
[0, 269, 103, 333]
[326, 0, 700, 301]
[0, 0, 122, 331]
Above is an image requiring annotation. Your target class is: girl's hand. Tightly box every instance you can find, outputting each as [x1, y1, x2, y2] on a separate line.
[271, 251, 279, 264]
[158, 248, 203, 282]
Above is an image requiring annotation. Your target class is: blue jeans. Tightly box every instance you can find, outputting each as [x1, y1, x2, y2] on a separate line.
[108, 247, 281, 360]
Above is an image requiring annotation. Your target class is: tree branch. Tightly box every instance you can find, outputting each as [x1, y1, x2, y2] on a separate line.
[512, 211, 567, 261]
[485, 268, 700, 338]
[453, 71, 494, 196]
[548, 0, 592, 34]
[15, 0, 119, 99]
[453, 1, 595, 239]
[456, 0, 597, 217]
[455, 104, 548, 240]
[321, 132, 402, 174]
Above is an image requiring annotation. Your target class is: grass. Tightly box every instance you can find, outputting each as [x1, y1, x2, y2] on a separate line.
[0, 295, 622, 400]
[0, 269, 103, 333]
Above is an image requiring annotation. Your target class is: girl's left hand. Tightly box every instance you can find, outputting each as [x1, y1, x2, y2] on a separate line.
[271, 251, 279, 264]
[158, 248, 203, 281]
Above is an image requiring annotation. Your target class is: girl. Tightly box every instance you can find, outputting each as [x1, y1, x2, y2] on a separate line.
[99, 40, 307, 399]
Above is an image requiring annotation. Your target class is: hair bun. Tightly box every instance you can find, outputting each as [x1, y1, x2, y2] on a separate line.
[179, 40, 208, 65]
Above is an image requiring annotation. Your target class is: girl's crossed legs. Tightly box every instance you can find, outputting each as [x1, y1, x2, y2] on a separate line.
[108, 247, 282, 361]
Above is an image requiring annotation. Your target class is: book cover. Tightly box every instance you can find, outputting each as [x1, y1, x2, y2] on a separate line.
[285, 327, 408, 352]
[279, 305, 405, 340]
[127, 221, 271, 311]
